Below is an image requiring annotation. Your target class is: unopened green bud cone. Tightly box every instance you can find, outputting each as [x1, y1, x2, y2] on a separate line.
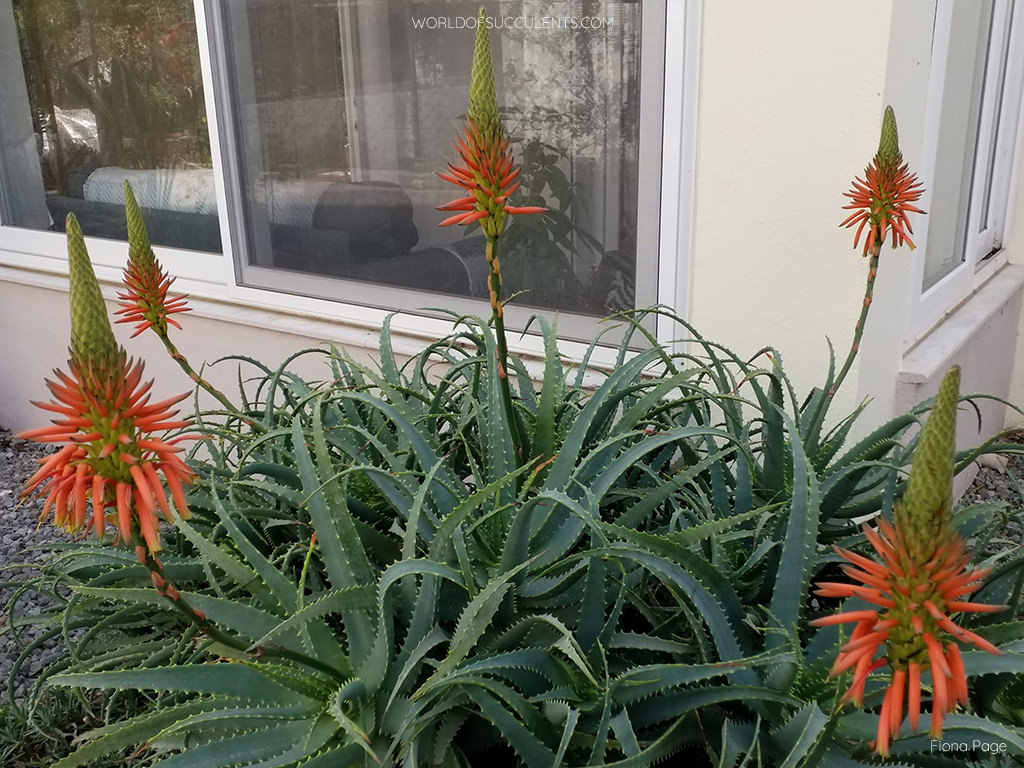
[124, 181, 154, 267]
[898, 365, 959, 553]
[66, 213, 117, 366]
[469, 7, 499, 137]
[877, 105, 901, 168]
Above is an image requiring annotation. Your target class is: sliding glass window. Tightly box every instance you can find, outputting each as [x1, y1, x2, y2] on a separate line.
[211, 1, 661, 323]
[0, 0, 218, 251]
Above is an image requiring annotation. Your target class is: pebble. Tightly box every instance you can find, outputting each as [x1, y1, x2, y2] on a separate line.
[0, 426, 71, 703]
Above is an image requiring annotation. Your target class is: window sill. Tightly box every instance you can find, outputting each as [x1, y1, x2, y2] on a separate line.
[0, 247, 622, 380]
[900, 263, 1024, 385]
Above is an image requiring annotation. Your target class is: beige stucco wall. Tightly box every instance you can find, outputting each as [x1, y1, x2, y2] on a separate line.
[0, 279, 384, 434]
[689, 0, 894, 422]
[1005, 137, 1024, 425]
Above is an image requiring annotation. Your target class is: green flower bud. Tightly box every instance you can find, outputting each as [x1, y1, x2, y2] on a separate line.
[67, 213, 118, 367]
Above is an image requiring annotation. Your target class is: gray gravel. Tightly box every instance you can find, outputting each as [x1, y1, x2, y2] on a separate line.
[0, 427, 71, 703]
[959, 452, 1024, 553]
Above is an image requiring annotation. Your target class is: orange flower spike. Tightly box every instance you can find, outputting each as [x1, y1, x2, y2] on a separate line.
[908, 662, 922, 731]
[889, 668, 906, 736]
[840, 108, 925, 256]
[811, 366, 1007, 755]
[20, 214, 198, 557]
[876, 687, 894, 758]
[437, 10, 544, 238]
[946, 643, 969, 707]
[115, 182, 191, 339]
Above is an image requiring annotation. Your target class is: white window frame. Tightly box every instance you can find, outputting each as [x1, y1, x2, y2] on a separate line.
[909, 0, 1024, 344]
[0, 0, 698, 361]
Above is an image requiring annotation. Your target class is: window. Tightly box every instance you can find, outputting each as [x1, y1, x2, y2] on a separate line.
[0, 1, 680, 340]
[912, 0, 1024, 339]
[0, 0, 217, 252]
[210, 0, 664, 334]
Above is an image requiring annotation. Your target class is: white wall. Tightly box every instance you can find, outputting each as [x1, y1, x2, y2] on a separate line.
[0, 277, 383, 434]
[689, 0, 894, 421]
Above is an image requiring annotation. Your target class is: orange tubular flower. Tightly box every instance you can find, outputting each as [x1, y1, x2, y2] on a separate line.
[438, 121, 546, 236]
[115, 182, 191, 338]
[21, 352, 195, 554]
[20, 214, 196, 555]
[810, 367, 1005, 756]
[840, 106, 925, 255]
[437, 8, 544, 239]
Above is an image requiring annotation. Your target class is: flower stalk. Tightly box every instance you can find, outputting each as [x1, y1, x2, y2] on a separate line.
[438, 8, 544, 462]
[131, 534, 347, 683]
[832, 106, 925, 397]
[116, 182, 243, 420]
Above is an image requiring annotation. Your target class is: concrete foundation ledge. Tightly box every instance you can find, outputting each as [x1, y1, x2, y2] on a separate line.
[897, 264, 1024, 496]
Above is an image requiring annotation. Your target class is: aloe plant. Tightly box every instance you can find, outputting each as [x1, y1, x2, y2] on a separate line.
[4, 22, 1023, 768]
[1, 292, 1016, 766]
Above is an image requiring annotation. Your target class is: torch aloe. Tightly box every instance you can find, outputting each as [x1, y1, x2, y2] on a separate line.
[438, 7, 544, 464]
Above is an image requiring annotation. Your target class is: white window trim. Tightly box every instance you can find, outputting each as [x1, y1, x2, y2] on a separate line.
[908, 0, 1024, 345]
[0, 0, 698, 368]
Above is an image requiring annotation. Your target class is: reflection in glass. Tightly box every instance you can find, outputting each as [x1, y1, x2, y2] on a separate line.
[1, 0, 217, 251]
[226, 1, 643, 315]
[922, 0, 993, 290]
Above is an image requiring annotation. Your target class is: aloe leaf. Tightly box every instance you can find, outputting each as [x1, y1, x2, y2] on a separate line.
[960, 650, 1024, 676]
[50, 664, 314, 703]
[338, 391, 462, 512]
[148, 701, 319, 741]
[627, 685, 795, 730]
[292, 414, 375, 662]
[551, 707, 580, 768]
[213, 482, 300, 610]
[762, 369, 787, 495]
[402, 457, 449, 578]
[609, 709, 641, 757]
[150, 719, 323, 768]
[481, 318, 518, 492]
[48, 699, 266, 768]
[379, 559, 466, 597]
[813, 400, 867, 471]
[385, 626, 449, 717]
[70, 586, 286, 645]
[462, 683, 557, 768]
[771, 702, 828, 768]
[889, 714, 1024, 755]
[419, 559, 532, 692]
[592, 545, 756, 684]
[289, 743, 366, 768]
[577, 550, 605, 652]
[417, 648, 571, 699]
[611, 648, 792, 705]
[249, 586, 375, 649]
[533, 316, 562, 467]
[577, 426, 737, 503]
[379, 313, 408, 394]
[310, 400, 376, 585]
[546, 349, 662, 488]
[173, 505, 279, 609]
[767, 406, 821, 651]
[826, 413, 917, 474]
